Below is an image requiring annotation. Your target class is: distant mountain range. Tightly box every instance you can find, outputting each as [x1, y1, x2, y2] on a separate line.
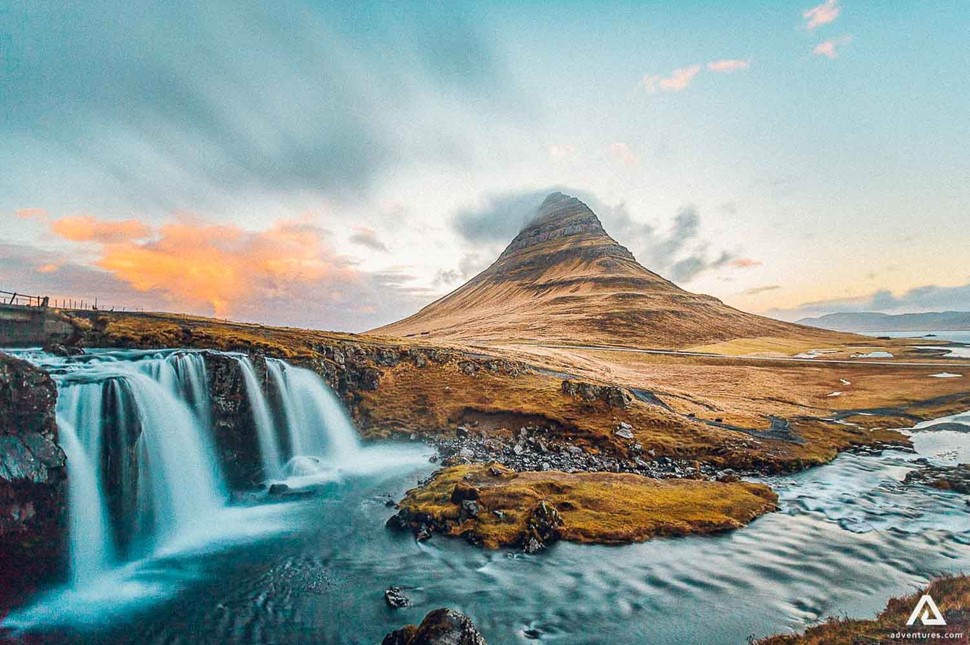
[797, 311, 970, 332]
[371, 192, 846, 349]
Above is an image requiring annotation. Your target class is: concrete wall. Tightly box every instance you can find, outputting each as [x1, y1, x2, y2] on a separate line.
[0, 305, 77, 347]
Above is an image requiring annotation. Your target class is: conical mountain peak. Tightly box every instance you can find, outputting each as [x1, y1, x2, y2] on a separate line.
[371, 190, 819, 348]
[499, 192, 634, 262]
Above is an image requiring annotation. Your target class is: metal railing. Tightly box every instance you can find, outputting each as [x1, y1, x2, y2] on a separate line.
[0, 290, 49, 308]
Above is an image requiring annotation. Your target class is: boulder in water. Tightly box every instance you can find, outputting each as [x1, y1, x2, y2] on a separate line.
[384, 586, 411, 608]
[382, 608, 487, 645]
[268, 483, 290, 496]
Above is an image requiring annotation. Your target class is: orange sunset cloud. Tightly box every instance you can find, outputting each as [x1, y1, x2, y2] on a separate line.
[51, 216, 153, 243]
[48, 216, 359, 317]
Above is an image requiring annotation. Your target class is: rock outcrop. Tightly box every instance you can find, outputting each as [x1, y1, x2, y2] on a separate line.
[561, 379, 631, 408]
[204, 352, 265, 489]
[904, 462, 970, 494]
[390, 463, 778, 549]
[382, 608, 487, 645]
[0, 352, 67, 602]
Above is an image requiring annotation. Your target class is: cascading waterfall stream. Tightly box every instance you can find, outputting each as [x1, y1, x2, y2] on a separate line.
[30, 348, 365, 590]
[237, 357, 284, 480]
[266, 359, 360, 476]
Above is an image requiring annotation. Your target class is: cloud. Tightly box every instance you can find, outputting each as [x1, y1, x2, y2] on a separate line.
[0, 1, 517, 215]
[33, 215, 428, 330]
[349, 227, 389, 252]
[803, 0, 841, 30]
[608, 142, 639, 167]
[451, 188, 743, 285]
[16, 208, 48, 221]
[452, 190, 554, 244]
[743, 285, 781, 296]
[643, 60, 749, 94]
[50, 216, 152, 243]
[813, 35, 852, 59]
[768, 283, 970, 321]
[548, 144, 578, 163]
[706, 59, 751, 73]
[643, 65, 702, 94]
[730, 258, 763, 268]
[434, 253, 489, 287]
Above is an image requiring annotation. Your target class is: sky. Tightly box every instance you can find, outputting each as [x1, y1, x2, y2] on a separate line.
[1, 0, 968, 331]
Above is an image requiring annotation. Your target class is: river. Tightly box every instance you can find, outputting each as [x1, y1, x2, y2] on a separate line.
[2, 349, 969, 644]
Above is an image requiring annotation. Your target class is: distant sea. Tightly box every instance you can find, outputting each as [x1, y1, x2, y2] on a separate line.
[863, 330, 970, 358]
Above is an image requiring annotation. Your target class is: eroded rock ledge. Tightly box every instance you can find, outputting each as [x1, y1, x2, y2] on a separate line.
[0, 353, 67, 602]
[388, 463, 778, 550]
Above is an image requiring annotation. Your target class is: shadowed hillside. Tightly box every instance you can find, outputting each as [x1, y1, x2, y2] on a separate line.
[371, 192, 848, 349]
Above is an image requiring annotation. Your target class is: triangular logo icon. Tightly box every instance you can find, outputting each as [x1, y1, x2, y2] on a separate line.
[906, 594, 947, 627]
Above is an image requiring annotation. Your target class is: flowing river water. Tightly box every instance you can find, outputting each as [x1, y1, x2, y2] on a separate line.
[2, 349, 969, 644]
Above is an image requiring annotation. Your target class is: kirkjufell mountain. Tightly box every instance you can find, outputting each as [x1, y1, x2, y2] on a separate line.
[372, 192, 843, 348]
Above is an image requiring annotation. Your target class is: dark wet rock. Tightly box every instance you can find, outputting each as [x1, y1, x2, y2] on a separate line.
[416, 524, 433, 542]
[0, 352, 68, 600]
[42, 343, 84, 357]
[905, 464, 970, 494]
[203, 352, 264, 489]
[384, 586, 411, 608]
[522, 500, 563, 552]
[382, 608, 487, 645]
[268, 483, 290, 496]
[360, 367, 382, 391]
[459, 499, 480, 520]
[522, 536, 543, 554]
[561, 380, 631, 409]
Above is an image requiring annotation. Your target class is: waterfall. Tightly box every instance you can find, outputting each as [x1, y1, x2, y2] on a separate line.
[37, 348, 363, 587]
[56, 385, 114, 585]
[237, 357, 284, 480]
[266, 359, 360, 475]
[52, 352, 227, 583]
[123, 372, 224, 548]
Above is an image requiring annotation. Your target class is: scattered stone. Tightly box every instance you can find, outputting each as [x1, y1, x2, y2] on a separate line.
[614, 426, 634, 440]
[456, 426, 470, 439]
[384, 586, 411, 609]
